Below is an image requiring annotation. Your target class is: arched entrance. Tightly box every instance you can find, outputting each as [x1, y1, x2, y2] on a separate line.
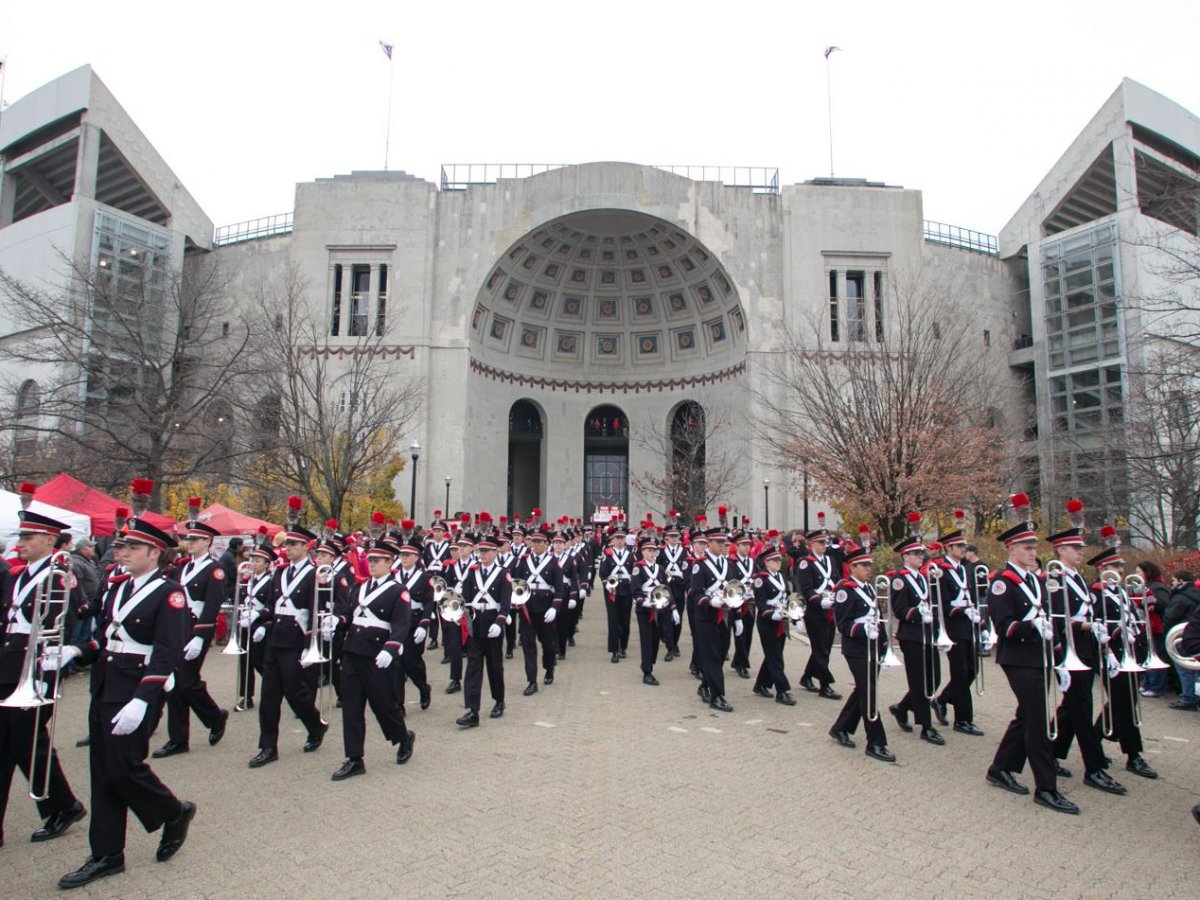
[508, 399, 544, 518]
[584, 405, 628, 519]
[670, 401, 706, 519]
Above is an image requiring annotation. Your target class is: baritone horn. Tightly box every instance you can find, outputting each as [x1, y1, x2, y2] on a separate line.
[784, 592, 806, 621]
[649, 584, 673, 610]
[438, 588, 468, 623]
[510, 579, 531, 607]
[429, 575, 447, 606]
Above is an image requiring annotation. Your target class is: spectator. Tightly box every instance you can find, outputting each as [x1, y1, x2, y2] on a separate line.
[1164, 570, 1200, 710]
[219, 537, 244, 598]
[1137, 560, 1170, 697]
[0, 537, 8, 582]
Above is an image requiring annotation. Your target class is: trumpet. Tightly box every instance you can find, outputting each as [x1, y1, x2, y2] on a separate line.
[510, 579, 531, 607]
[1, 550, 71, 801]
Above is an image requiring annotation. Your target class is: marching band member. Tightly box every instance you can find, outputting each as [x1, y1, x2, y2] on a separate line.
[512, 530, 563, 695]
[503, 526, 527, 659]
[751, 547, 796, 705]
[1, 510, 85, 848]
[248, 522, 328, 768]
[551, 532, 579, 659]
[456, 536, 512, 727]
[331, 541, 415, 780]
[54, 518, 196, 889]
[598, 528, 634, 664]
[829, 544, 893, 761]
[154, 511, 228, 759]
[422, 518, 451, 650]
[392, 543, 433, 711]
[658, 525, 688, 661]
[1088, 533, 1157, 780]
[793, 526, 841, 699]
[631, 537, 667, 686]
[886, 520, 945, 745]
[986, 498, 1078, 814]
[932, 520, 984, 736]
[686, 527, 708, 678]
[688, 527, 734, 712]
[441, 536, 473, 694]
[311, 535, 351, 701]
[729, 533, 756, 680]
[235, 541, 278, 712]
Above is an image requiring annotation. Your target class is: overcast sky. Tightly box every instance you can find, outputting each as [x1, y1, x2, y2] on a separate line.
[3, 0, 1198, 236]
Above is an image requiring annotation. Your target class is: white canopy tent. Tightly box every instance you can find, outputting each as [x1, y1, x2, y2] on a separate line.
[0, 490, 92, 549]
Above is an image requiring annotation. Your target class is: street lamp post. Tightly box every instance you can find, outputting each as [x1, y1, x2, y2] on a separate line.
[763, 478, 770, 530]
[803, 465, 810, 532]
[409, 441, 421, 521]
[444, 475, 451, 517]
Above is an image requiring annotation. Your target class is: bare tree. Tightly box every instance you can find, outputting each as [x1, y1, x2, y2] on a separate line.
[0, 252, 259, 506]
[755, 269, 1015, 542]
[242, 265, 424, 524]
[630, 400, 746, 521]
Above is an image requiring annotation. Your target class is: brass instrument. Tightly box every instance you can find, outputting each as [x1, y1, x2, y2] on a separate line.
[510, 579, 531, 607]
[429, 575, 447, 606]
[649, 584, 673, 610]
[1044, 560, 1093, 675]
[922, 567, 947, 701]
[222, 561, 255, 710]
[300, 564, 333, 668]
[867, 575, 900, 722]
[722, 580, 747, 610]
[438, 588, 468, 623]
[1166, 622, 1200, 671]
[605, 574, 621, 592]
[1126, 573, 1171, 672]
[873, 576, 903, 669]
[972, 563, 990, 695]
[2, 550, 71, 801]
[1097, 570, 1144, 736]
[784, 592, 806, 622]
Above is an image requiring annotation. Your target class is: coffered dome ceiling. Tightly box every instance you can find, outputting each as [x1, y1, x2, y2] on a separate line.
[469, 210, 746, 379]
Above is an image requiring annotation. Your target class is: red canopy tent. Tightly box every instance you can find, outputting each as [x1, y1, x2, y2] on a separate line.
[198, 503, 282, 537]
[35, 473, 176, 537]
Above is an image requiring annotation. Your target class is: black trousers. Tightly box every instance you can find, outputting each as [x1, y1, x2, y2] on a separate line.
[87, 697, 181, 858]
[340, 651, 407, 760]
[606, 592, 632, 653]
[754, 618, 789, 693]
[801, 612, 836, 688]
[937, 638, 975, 723]
[1053, 668, 1107, 772]
[659, 603, 680, 654]
[686, 594, 699, 670]
[992, 665, 1056, 792]
[258, 646, 325, 751]
[635, 606, 661, 675]
[670, 586, 685, 648]
[555, 599, 578, 656]
[731, 612, 754, 670]
[832, 655, 887, 745]
[427, 613, 440, 645]
[236, 629, 267, 705]
[165, 639, 223, 744]
[520, 608, 558, 681]
[398, 629, 429, 704]
[464, 635, 505, 713]
[694, 617, 727, 698]
[895, 638, 937, 728]
[441, 616, 464, 682]
[1095, 671, 1143, 755]
[505, 615, 517, 656]
[0, 701, 78, 829]
[329, 626, 347, 700]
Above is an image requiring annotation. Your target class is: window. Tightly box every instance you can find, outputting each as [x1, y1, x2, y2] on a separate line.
[221, 321, 230, 338]
[376, 264, 388, 337]
[873, 271, 884, 342]
[828, 270, 839, 342]
[983, 329, 991, 348]
[330, 260, 391, 338]
[348, 266, 370, 336]
[330, 265, 342, 336]
[932, 322, 942, 340]
[846, 272, 866, 342]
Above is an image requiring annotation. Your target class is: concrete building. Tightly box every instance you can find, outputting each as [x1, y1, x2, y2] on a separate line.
[3, 67, 1196, 533]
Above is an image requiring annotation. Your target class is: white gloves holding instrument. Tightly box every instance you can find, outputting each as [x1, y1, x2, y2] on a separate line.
[41, 645, 80, 671]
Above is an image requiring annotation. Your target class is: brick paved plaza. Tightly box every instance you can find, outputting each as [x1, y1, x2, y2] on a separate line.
[3, 588, 1199, 898]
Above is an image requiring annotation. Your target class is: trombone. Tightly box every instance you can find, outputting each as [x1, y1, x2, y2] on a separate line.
[922, 567, 949, 701]
[1097, 570, 1144, 736]
[300, 564, 334, 717]
[1126, 573, 1171, 673]
[868, 576, 901, 722]
[221, 561, 255, 709]
[1, 550, 71, 801]
[972, 564, 991, 695]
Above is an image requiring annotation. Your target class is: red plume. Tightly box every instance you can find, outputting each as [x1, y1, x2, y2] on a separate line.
[18, 482, 35, 510]
[693, 514, 703, 523]
[257, 525, 268, 535]
[326, 519, 339, 529]
[130, 478, 154, 516]
[188, 497, 202, 510]
[401, 519, 415, 530]
[668, 509, 678, 518]
[115, 506, 131, 518]
[718, 505, 728, 516]
[371, 512, 386, 525]
[906, 511, 921, 523]
[954, 509, 965, 523]
[130, 478, 154, 495]
[858, 524, 870, 534]
[460, 512, 471, 524]
[1010, 493, 1030, 513]
[499, 515, 507, 523]
[1100, 524, 1118, 548]
[531, 508, 542, 518]
[287, 496, 303, 511]
[433, 509, 443, 518]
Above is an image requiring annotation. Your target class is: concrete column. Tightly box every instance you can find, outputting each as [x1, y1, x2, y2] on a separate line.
[367, 264, 380, 335]
[327, 263, 339, 336]
[0, 158, 16, 229]
[73, 120, 101, 200]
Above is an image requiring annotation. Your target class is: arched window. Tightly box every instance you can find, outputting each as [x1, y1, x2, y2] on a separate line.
[15, 380, 40, 419]
[669, 401, 706, 519]
[584, 405, 629, 518]
[508, 400, 545, 516]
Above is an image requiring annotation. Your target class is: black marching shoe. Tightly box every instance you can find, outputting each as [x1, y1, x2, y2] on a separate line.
[456, 710, 480, 728]
[619, 649, 627, 659]
[303, 721, 329, 753]
[611, 652, 621, 663]
[544, 672, 554, 685]
[931, 698, 949, 726]
[1083, 769, 1127, 795]
[776, 691, 797, 706]
[523, 682, 538, 696]
[428, 638, 438, 649]
[953, 721, 984, 736]
[709, 696, 734, 712]
[829, 729, 855, 748]
[441, 654, 450, 665]
[986, 766, 1029, 795]
[1126, 755, 1158, 779]
[689, 664, 700, 679]
[1054, 761, 1073, 779]
[818, 686, 842, 700]
[420, 684, 432, 710]
[889, 704, 913, 733]
[664, 650, 676, 662]
[753, 684, 774, 699]
[156, 801, 196, 862]
[234, 699, 255, 712]
[31, 801, 85, 842]
[643, 673, 660, 686]
[75, 735, 91, 748]
[59, 854, 125, 890]
[332, 758, 365, 781]
[1033, 789, 1080, 815]
[865, 744, 895, 763]
[697, 684, 712, 704]
[248, 748, 278, 768]
[735, 667, 751, 679]
[490, 702, 505, 719]
[152, 740, 189, 759]
[798, 676, 818, 694]
[445, 679, 462, 694]
[568, 637, 575, 647]
[505, 649, 514, 659]
[556, 651, 566, 661]
[209, 709, 229, 746]
[396, 731, 415, 765]
[920, 727, 945, 746]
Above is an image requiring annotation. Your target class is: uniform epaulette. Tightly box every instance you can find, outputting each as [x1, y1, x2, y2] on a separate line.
[108, 572, 131, 585]
[886, 569, 898, 578]
[469, 563, 480, 571]
[6, 563, 27, 577]
[837, 578, 856, 589]
[999, 570, 1023, 585]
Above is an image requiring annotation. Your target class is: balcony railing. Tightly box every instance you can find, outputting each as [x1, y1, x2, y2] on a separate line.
[440, 163, 780, 195]
[923, 220, 998, 256]
[213, 213, 294, 246]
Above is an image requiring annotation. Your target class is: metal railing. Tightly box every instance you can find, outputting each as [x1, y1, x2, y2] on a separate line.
[213, 213, 294, 246]
[922, 220, 998, 255]
[440, 163, 780, 195]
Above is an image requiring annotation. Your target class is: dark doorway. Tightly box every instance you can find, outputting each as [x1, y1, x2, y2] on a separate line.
[584, 405, 628, 519]
[507, 400, 543, 518]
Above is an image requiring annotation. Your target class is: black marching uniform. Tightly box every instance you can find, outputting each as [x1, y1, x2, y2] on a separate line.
[933, 556, 978, 728]
[393, 563, 433, 709]
[658, 540, 689, 656]
[238, 567, 276, 709]
[794, 552, 839, 693]
[831, 576, 889, 749]
[599, 544, 635, 659]
[162, 554, 226, 750]
[459, 562, 512, 719]
[888, 565, 939, 731]
[554, 547, 581, 657]
[1090, 579, 1151, 771]
[512, 549, 563, 685]
[441, 556, 472, 690]
[752, 568, 793, 698]
[1049, 567, 1111, 778]
[688, 549, 732, 709]
[631, 556, 667, 681]
[729, 552, 756, 676]
[422, 535, 451, 648]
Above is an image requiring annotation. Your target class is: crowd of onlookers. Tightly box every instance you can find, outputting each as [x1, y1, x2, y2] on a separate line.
[1138, 560, 1200, 711]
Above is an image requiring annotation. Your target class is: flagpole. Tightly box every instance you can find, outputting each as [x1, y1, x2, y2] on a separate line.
[384, 56, 394, 171]
[824, 47, 839, 177]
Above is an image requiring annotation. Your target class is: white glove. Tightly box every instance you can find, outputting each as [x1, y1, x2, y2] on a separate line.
[1034, 617, 1053, 640]
[544, 608, 557, 624]
[917, 602, 933, 624]
[374, 649, 393, 669]
[820, 595, 834, 610]
[709, 593, 725, 609]
[1056, 669, 1071, 693]
[951, 599, 970, 609]
[1106, 653, 1120, 679]
[966, 608, 981, 624]
[579, 588, 586, 600]
[252, 626, 266, 643]
[487, 623, 502, 639]
[771, 608, 785, 621]
[111, 698, 148, 736]
[734, 620, 744, 637]
[1092, 622, 1109, 645]
[980, 629, 995, 651]
[183, 636, 203, 661]
[413, 626, 427, 643]
[238, 609, 252, 629]
[568, 599, 577, 609]
[672, 610, 681, 626]
[865, 622, 880, 640]
[320, 618, 337, 642]
[41, 644, 81, 671]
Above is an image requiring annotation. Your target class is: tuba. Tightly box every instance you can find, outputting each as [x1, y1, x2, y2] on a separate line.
[1166, 622, 1200, 671]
